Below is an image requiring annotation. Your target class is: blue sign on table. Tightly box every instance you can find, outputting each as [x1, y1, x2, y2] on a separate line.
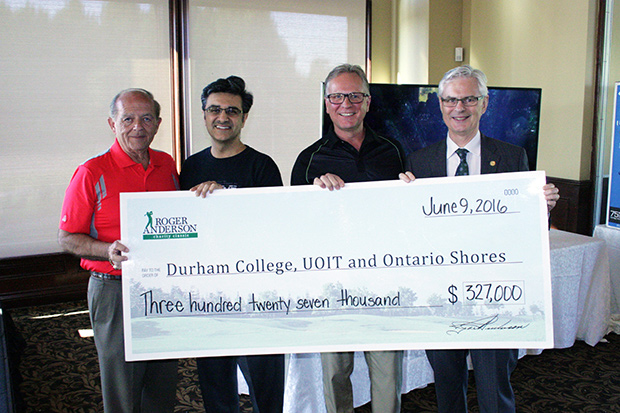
[607, 82, 620, 228]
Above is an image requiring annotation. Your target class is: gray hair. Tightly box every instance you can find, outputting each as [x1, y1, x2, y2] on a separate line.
[109, 88, 161, 119]
[438, 65, 488, 97]
[324, 64, 370, 95]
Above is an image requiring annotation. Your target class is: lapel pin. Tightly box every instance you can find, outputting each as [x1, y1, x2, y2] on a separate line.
[490, 161, 496, 167]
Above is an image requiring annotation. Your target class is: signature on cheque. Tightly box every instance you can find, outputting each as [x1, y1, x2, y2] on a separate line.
[447, 314, 530, 335]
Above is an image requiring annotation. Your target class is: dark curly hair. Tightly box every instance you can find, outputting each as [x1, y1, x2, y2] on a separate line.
[200, 76, 254, 114]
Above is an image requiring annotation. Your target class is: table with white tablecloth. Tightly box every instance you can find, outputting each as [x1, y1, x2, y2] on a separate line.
[279, 229, 611, 412]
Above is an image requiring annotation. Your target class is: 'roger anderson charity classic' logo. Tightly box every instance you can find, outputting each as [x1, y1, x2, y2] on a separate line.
[143, 211, 198, 240]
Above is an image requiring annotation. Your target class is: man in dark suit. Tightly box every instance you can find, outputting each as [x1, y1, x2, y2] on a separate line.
[400, 65, 559, 413]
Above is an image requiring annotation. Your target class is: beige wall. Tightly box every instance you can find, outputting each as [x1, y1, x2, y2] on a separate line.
[371, 0, 463, 83]
[428, 0, 463, 83]
[370, 0, 395, 83]
[370, 0, 599, 181]
[467, 0, 597, 181]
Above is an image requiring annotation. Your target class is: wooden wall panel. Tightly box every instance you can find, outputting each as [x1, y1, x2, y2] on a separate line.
[547, 177, 593, 235]
[0, 253, 89, 308]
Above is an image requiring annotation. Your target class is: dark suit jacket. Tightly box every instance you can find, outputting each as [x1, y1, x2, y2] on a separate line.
[405, 134, 529, 177]
[411, 133, 529, 413]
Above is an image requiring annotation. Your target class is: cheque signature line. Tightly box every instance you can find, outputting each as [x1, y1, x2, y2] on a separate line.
[446, 314, 530, 335]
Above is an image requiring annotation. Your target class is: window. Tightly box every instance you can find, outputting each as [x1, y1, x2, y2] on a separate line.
[0, 0, 173, 257]
[184, 0, 366, 182]
[0, 0, 366, 258]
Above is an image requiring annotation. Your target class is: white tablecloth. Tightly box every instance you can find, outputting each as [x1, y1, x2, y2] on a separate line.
[279, 229, 611, 412]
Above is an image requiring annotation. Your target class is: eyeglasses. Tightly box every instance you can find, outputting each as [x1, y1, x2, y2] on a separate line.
[205, 106, 243, 116]
[440, 96, 484, 107]
[325, 92, 369, 105]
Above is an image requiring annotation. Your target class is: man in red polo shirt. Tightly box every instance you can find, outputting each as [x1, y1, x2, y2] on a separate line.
[58, 88, 179, 412]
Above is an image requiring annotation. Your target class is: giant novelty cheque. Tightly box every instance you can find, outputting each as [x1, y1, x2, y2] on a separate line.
[120, 171, 553, 361]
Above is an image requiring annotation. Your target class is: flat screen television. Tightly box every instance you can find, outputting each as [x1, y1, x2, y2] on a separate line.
[323, 84, 542, 171]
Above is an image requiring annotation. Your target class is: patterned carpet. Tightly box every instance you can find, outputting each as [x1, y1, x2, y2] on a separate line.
[7, 300, 620, 412]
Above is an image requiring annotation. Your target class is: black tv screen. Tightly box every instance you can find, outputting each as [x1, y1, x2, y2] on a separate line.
[323, 84, 542, 171]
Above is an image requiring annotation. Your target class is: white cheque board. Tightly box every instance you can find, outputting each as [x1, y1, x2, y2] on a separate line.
[120, 171, 553, 361]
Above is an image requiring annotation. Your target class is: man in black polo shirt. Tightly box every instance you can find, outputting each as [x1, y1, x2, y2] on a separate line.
[291, 64, 405, 413]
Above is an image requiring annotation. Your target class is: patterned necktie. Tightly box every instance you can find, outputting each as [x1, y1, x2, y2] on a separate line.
[455, 148, 469, 176]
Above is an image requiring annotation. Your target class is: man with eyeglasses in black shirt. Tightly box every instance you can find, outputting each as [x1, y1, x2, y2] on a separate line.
[291, 64, 405, 413]
[180, 76, 284, 413]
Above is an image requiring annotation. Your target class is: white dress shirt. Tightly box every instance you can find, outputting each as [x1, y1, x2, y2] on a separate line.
[446, 132, 482, 177]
